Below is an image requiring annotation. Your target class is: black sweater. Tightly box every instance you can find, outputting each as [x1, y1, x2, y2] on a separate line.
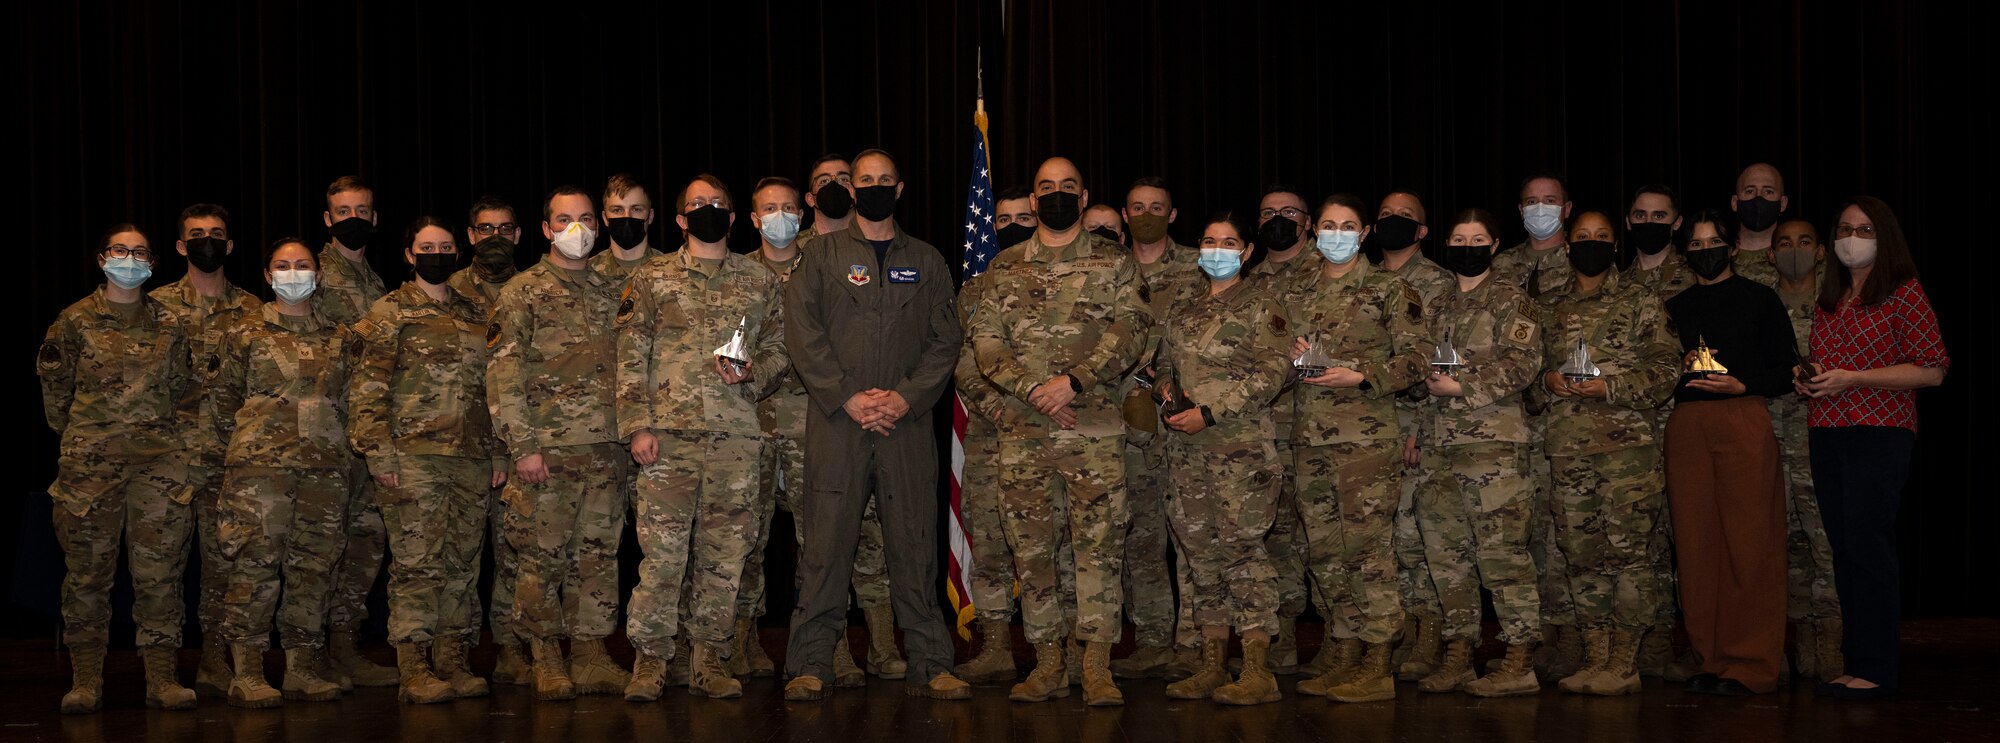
[1664, 274, 1799, 404]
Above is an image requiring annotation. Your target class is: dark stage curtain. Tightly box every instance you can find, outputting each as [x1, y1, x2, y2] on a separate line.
[9, 0, 1994, 640]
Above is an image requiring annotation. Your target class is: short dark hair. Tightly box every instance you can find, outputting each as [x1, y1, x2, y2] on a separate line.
[604, 173, 651, 205]
[1259, 183, 1310, 210]
[1519, 171, 1569, 203]
[1680, 208, 1737, 251]
[1450, 208, 1506, 244]
[807, 153, 850, 184]
[677, 174, 733, 212]
[752, 176, 801, 206]
[97, 223, 146, 253]
[467, 196, 515, 227]
[852, 148, 899, 180]
[543, 185, 593, 222]
[179, 203, 229, 236]
[1819, 195, 1918, 311]
[263, 236, 312, 268]
[402, 215, 454, 250]
[1382, 189, 1428, 223]
[1631, 184, 1680, 216]
[1126, 177, 1172, 209]
[1204, 210, 1256, 246]
[1316, 193, 1372, 227]
[997, 185, 1032, 203]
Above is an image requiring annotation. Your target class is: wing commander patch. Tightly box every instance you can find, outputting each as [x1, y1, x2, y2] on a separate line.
[37, 342, 62, 372]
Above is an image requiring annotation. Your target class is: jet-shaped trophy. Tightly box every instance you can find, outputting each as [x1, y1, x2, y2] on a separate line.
[714, 317, 751, 376]
[1688, 335, 1728, 379]
[1558, 339, 1602, 383]
[1429, 328, 1464, 374]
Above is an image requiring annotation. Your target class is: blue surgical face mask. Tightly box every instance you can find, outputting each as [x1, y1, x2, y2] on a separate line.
[1198, 247, 1243, 280]
[103, 256, 152, 289]
[1523, 203, 1564, 240]
[759, 211, 801, 249]
[270, 269, 318, 304]
[1315, 229, 1362, 264]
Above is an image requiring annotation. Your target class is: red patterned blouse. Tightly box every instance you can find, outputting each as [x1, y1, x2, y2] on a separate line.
[1807, 278, 1948, 432]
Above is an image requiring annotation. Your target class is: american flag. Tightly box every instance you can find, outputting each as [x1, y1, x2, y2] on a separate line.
[946, 94, 994, 641]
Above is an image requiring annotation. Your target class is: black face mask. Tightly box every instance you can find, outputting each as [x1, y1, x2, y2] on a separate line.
[412, 252, 458, 285]
[472, 236, 517, 283]
[184, 236, 228, 273]
[854, 185, 899, 222]
[1685, 247, 1734, 280]
[1369, 215, 1422, 252]
[1629, 222, 1673, 255]
[682, 205, 731, 244]
[1257, 215, 1301, 252]
[328, 217, 377, 251]
[1568, 240, 1617, 278]
[1441, 243, 1494, 277]
[1089, 227, 1122, 244]
[1036, 191, 1081, 231]
[997, 223, 1035, 250]
[606, 217, 649, 249]
[1737, 197, 1782, 232]
[814, 183, 854, 219]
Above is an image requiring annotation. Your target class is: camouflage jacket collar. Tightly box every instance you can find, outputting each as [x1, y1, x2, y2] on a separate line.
[318, 242, 384, 290]
[162, 272, 257, 310]
[389, 280, 478, 315]
[1551, 268, 1628, 302]
[667, 245, 755, 284]
[258, 300, 335, 333]
[86, 285, 164, 325]
[537, 255, 613, 292]
[1019, 230, 1113, 264]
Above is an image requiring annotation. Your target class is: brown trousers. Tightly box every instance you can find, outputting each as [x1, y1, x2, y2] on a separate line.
[1664, 396, 1787, 692]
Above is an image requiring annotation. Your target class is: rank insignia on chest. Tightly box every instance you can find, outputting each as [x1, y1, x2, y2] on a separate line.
[848, 265, 871, 286]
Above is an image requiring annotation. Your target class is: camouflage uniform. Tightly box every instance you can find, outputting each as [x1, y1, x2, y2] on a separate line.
[150, 275, 262, 639]
[1388, 255, 1456, 632]
[39, 288, 195, 651]
[1416, 276, 1543, 646]
[1773, 280, 1839, 623]
[1524, 272, 1680, 631]
[206, 303, 357, 649]
[1626, 251, 1690, 631]
[1284, 260, 1429, 643]
[1630, 252, 1694, 304]
[446, 267, 525, 646]
[1492, 240, 1573, 630]
[1242, 251, 1319, 632]
[1157, 279, 1292, 632]
[487, 258, 630, 643]
[349, 282, 505, 645]
[615, 248, 787, 656]
[1120, 240, 1205, 648]
[316, 243, 388, 638]
[1733, 250, 1781, 290]
[969, 232, 1152, 645]
[955, 273, 1018, 623]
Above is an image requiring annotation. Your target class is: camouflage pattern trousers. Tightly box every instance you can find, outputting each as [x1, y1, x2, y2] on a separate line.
[627, 431, 763, 655]
[1295, 439, 1405, 644]
[1551, 447, 1665, 631]
[998, 435, 1128, 644]
[218, 465, 350, 649]
[1121, 430, 1175, 646]
[480, 477, 522, 645]
[1395, 453, 1443, 625]
[189, 464, 227, 638]
[1417, 441, 1542, 645]
[328, 457, 384, 635]
[504, 442, 630, 642]
[378, 455, 489, 645]
[1264, 439, 1310, 622]
[1166, 437, 1283, 635]
[1770, 396, 1839, 622]
[1528, 416, 1576, 629]
[51, 453, 192, 649]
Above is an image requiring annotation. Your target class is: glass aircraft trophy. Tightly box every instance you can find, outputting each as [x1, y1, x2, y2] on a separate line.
[1429, 329, 1464, 374]
[714, 317, 751, 376]
[1558, 339, 1602, 383]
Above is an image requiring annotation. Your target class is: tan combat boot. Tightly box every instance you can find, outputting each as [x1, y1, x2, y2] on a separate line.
[1559, 628, 1612, 693]
[742, 620, 775, 677]
[1080, 641, 1123, 706]
[1110, 643, 1174, 680]
[225, 643, 282, 709]
[1417, 639, 1474, 693]
[1388, 616, 1418, 669]
[1296, 637, 1362, 697]
[330, 628, 400, 687]
[571, 637, 630, 695]
[832, 635, 866, 687]
[60, 645, 104, 714]
[528, 637, 576, 701]
[1067, 638, 1084, 687]
[433, 634, 489, 698]
[625, 651, 667, 702]
[1162, 642, 1202, 681]
[1816, 618, 1844, 680]
[954, 618, 1019, 683]
[1398, 617, 1443, 681]
[688, 641, 743, 699]
[1544, 624, 1584, 678]
[1165, 636, 1230, 700]
[492, 641, 531, 686]
[1572, 629, 1642, 695]
[1213, 633, 1282, 705]
[395, 643, 454, 704]
[1269, 618, 1300, 675]
[1464, 641, 1540, 697]
[669, 634, 692, 687]
[784, 674, 826, 701]
[1007, 642, 1069, 702]
[863, 604, 908, 679]
[907, 672, 974, 700]
[141, 646, 197, 710]
[196, 631, 231, 697]
[1327, 641, 1397, 703]
[281, 647, 342, 701]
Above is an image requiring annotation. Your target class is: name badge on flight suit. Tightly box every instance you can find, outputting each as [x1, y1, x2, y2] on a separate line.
[888, 267, 919, 283]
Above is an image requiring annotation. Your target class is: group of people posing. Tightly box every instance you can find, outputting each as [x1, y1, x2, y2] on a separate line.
[38, 152, 1944, 714]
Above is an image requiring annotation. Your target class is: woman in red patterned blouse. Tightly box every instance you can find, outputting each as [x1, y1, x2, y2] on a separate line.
[1794, 196, 1948, 699]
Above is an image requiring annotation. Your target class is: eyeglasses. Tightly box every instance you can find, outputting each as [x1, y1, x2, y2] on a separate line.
[473, 223, 520, 237]
[812, 174, 852, 188]
[1835, 224, 1877, 239]
[686, 197, 729, 210]
[104, 245, 152, 261]
[1259, 207, 1307, 222]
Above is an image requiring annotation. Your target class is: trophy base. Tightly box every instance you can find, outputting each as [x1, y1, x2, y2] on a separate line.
[1296, 366, 1328, 379]
[1562, 374, 1601, 383]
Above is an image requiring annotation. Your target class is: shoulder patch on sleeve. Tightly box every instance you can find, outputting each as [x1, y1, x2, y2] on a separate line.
[1269, 311, 1286, 334]
[1507, 315, 1538, 346]
[1403, 285, 1424, 319]
[37, 341, 63, 372]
